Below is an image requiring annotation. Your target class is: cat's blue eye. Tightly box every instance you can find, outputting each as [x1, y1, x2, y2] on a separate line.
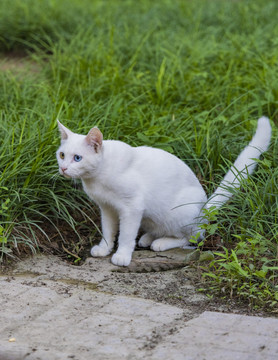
[74, 154, 82, 162]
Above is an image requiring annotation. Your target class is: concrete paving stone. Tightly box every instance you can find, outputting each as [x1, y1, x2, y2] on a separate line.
[1, 255, 278, 360]
[0, 276, 184, 360]
[150, 311, 278, 360]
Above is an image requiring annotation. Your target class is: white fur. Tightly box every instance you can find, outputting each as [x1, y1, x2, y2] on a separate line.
[56, 117, 272, 266]
[207, 117, 272, 208]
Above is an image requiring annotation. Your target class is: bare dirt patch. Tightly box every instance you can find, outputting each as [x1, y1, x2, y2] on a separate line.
[0, 51, 41, 74]
[0, 51, 42, 79]
[2, 248, 265, 318]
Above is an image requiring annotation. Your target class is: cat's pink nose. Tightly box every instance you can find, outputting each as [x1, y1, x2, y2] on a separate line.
[61, 167, 67, 172]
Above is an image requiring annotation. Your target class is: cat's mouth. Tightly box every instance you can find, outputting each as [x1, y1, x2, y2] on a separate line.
[60, 168, 71, 178]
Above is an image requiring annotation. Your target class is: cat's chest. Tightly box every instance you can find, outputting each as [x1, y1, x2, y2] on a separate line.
[82, 180, 118, 208]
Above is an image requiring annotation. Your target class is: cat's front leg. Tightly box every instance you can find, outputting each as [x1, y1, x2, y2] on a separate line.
[111, 210, 142, 266]
[91, 205, 118, 258]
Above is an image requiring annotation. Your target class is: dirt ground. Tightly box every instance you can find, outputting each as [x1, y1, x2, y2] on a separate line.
[1, 248, 265, 318]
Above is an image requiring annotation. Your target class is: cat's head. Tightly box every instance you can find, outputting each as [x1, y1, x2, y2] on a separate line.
[56, 120, 103, 179]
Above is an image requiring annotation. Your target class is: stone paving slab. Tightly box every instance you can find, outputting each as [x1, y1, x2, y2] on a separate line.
[151, 311, 278, 360]
[1, 255, 278, 360]
[0, 276, 184, 360]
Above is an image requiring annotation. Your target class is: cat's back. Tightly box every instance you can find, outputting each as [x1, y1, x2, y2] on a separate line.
[134, 145, 186, 167]
[133, 145, 198, 182]
[103, 140, 198, 185]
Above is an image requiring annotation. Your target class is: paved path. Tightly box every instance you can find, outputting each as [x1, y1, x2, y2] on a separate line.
[0, 255, 277, 360]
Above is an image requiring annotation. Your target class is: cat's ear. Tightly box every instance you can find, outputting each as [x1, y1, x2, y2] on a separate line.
[57, 120, 73, 141]
[85, 127, 103, 153]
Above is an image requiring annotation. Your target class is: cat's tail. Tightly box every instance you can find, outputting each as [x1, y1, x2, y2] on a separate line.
[206, 116, 272, 209]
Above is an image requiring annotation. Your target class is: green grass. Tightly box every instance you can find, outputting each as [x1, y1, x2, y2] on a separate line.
[0, 0, 277, 310]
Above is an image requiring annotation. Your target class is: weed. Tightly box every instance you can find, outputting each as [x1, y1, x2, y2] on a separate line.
[201, 233, 278, 310]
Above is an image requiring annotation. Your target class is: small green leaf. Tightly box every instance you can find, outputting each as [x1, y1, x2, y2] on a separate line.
[255, 270, 267, 279]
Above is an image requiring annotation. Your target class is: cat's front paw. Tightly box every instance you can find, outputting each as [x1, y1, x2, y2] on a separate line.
[91, 244, 111, 257]
[111, 251, 132, 267]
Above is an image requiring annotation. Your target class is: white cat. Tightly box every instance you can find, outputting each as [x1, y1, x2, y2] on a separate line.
[56, 117, 271, 266]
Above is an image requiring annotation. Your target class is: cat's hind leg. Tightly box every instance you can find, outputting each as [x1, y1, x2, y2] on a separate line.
[151, 237, 190, 252]
[138, 233, 154, 248]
